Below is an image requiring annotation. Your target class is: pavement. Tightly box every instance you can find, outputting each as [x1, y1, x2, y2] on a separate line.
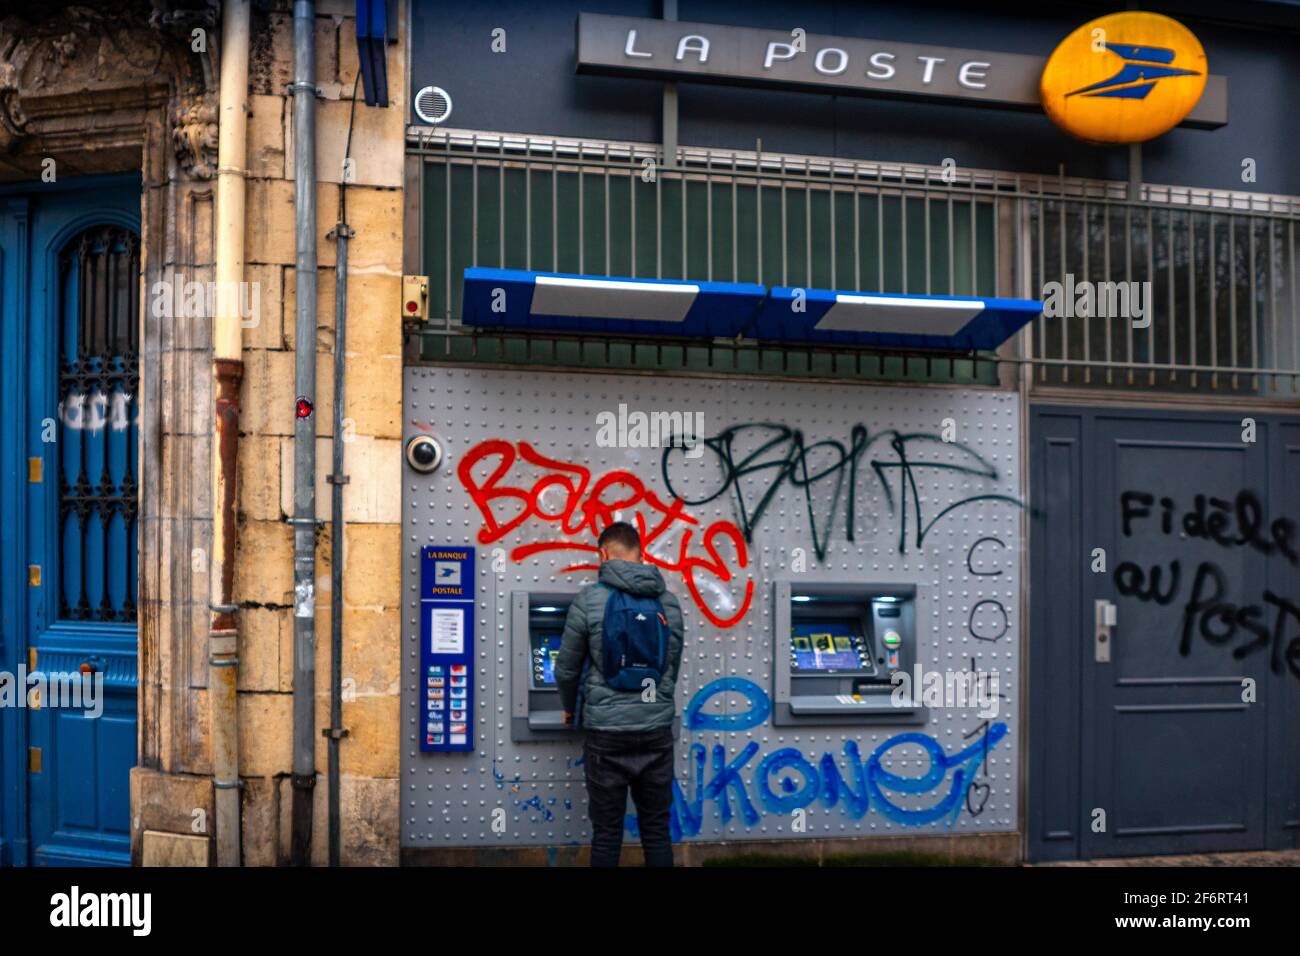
[1036, 849, 1300, 867]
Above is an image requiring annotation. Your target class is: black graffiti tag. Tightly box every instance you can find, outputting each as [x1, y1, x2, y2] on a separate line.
[662, 423, 1022, 560]
[1116, 488, 1300, 680]
[1120, 489, 1298, 565]
[1115, 557, 1300, 680]
[1179, 562, 1300, 678]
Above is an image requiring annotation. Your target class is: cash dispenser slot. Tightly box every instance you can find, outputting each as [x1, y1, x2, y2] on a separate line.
[772, 581, 925, 726]
[510, 591, 579, 742]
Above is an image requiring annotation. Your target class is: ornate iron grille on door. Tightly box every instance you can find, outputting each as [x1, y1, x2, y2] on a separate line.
[57, 225, 140, 622]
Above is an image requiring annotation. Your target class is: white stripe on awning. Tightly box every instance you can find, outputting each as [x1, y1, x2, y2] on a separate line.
[530, 275, 700, 323]
[815, 294, 984, 335]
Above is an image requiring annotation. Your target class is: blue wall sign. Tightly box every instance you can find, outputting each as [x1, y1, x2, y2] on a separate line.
[461, 267, 767, 338]
[460, 267, 1042, 352]
[752, 288, 1043, 351]
[419, 546, 476, 753]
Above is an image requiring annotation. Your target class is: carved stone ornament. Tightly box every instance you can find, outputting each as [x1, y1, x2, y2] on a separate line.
[0, 60, 29, 152]
[171, 95, 219, 179]
[151, 1, 220, 180]
[0, 0, 219, 178]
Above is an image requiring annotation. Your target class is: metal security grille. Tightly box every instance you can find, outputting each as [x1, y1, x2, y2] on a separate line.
[408, 128, 1300, 394]
[408, 127, 1005, 386]
[1026, 180, 1300, 393]
[57, 225, 140, 622]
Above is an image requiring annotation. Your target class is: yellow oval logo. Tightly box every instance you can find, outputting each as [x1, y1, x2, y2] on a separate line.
[1041, 11, 1207, 144]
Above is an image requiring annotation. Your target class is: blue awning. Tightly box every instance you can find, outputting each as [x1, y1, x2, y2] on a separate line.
[751, 288, 1042, 351]
[461, 267, 767, 338]
[460, 268, 1041, 351]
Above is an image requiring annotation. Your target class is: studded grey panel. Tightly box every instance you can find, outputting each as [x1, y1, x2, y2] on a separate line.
[402, 366, 1022, 847]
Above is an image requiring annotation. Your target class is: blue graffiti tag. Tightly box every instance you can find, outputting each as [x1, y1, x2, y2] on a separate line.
[756, 749, 821, 814]
[865, 726, 1008, 826]
[684, 676, 771, 731]
[518, 794, 555, 822]
[626, 678, 1008, 839]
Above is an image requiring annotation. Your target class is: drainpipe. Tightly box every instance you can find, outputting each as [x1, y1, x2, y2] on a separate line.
[210, 0, 250, 869]
[290, 0, 319, 867]
[324, 82, 358, 867]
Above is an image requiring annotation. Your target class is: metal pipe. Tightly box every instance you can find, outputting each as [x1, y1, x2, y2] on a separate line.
[1127, 142, 1142, 202]
[326, 81, 359, 868]
[290, 0, 318, 867]
[327, 218, 351, 867]
[210, 0, 250, 869]
[661, 0, 677, 170]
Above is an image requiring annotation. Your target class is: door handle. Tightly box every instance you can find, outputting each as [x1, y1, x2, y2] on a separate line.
[79, 656, 106, 676]
[1094, 599, 1116, 663]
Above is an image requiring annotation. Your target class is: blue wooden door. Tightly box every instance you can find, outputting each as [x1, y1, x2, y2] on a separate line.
[0, 177, 140, 866]
[1029, 406, 1300, 860]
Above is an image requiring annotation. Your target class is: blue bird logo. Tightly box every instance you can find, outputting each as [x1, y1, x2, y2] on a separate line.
[1066, 43, 1200, 100]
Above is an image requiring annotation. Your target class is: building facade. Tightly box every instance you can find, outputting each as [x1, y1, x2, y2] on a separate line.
[0, 0, 1297, 867]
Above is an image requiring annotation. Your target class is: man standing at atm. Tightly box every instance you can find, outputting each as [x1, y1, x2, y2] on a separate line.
[555, 521, 685, 867]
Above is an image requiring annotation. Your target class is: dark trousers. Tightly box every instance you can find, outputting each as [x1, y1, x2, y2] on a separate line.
[582, 727, 675, 867]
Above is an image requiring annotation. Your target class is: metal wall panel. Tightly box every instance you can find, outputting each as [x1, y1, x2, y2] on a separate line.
[401, 366, 1023, 847]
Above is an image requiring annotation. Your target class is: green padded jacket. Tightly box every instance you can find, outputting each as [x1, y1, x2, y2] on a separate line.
[554, 559, 685, 732]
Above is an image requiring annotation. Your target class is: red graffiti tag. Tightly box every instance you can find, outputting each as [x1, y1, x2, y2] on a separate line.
[458, 439, 754, 628]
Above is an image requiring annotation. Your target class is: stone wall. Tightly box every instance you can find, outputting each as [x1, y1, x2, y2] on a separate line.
[231, 0, 405, 866]
[133, 0, 407, 866]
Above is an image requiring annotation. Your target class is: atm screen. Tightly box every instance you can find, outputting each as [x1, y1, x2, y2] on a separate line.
[791, 622, 866, 672]
[531, 632, 562, 689]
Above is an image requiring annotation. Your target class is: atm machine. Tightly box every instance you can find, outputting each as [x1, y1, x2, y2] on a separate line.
[510, 591, 580, 741]
[772, 581, 925, 725]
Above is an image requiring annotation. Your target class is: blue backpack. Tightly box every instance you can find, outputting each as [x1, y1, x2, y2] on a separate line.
[600, 588, 670, 691]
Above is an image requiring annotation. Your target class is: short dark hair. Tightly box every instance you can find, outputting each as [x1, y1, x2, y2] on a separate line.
[598, 521, 641, 555]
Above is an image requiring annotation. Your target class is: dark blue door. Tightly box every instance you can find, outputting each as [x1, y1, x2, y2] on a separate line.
[1029, 406, 1300, 860]
[0, 177, 140, 866]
